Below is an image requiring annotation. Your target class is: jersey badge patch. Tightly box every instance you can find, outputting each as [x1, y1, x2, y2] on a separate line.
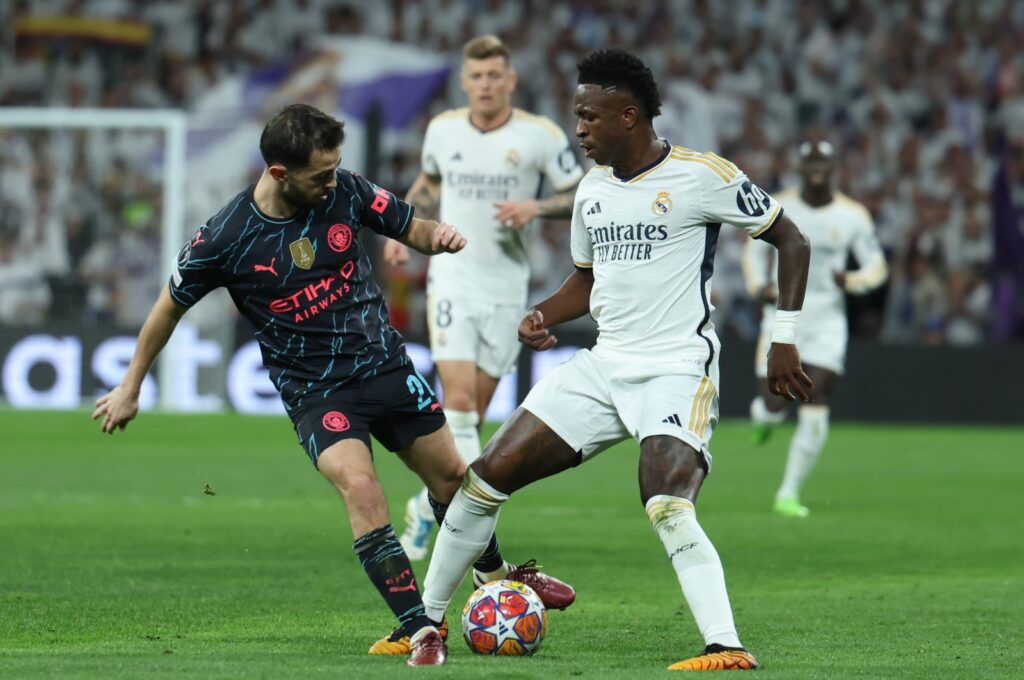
[289, 237, 315, 269]
[652, 191, 673, 216]
[327, 223, 353, 253]
[505, 148, 520, 167]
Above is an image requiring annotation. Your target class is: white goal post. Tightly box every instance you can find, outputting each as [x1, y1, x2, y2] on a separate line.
[0, 107, 187, 408]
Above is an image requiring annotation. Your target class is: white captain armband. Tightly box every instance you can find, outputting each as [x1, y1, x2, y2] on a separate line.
[771, 309, 800, 344]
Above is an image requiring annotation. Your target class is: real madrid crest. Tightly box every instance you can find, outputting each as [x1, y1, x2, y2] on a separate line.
[506, 148, 520, 167]
[289, 237, 315, 269]
[652, 191, 673, 216]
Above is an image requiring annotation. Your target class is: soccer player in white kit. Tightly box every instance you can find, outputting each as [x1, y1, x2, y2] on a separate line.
[744, 141, 888, 518]
[384, 35, 584, 561]
[407, 48, 813, 670]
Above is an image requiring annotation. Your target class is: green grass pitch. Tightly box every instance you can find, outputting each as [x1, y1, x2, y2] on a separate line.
[1, 409, 1021, 678]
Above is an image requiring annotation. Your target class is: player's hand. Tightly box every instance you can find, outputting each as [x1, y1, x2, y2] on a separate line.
[518, 309, 558, 351]
[766, 343, 814, 402]
[383, 239, 410, 265]
[832, 270, 847, 289]
[494, 200, 540, 231]
[759, 283, 779, 304]
[431, 222, 467, 254]
[91, 385, 140, 434]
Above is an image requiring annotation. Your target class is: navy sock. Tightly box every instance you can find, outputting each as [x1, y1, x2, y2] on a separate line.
[353, 524, 430, 633]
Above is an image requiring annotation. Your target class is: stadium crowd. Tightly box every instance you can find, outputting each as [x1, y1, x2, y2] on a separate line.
[2, 0, 1023, 344]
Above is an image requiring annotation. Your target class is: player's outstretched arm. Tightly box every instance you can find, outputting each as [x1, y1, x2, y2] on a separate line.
[399, 218, 467, 256]
[758, 216, 814, 402]
[386, 172, 443, 265]
[92, 287, 187, 434]
[493, 184, 579, 230]
[518, 268, 594, 351]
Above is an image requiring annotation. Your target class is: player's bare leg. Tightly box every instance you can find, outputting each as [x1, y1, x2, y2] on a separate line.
[316, 440, 439, 655]
[774, 364, 837, 518]
[400, 359, 484, 560]
[638, 436, 758, 671]
[420, 408, 579, 625]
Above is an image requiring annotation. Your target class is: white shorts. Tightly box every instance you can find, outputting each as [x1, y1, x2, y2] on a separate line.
[755, 308, 848, 377]
[426, 292, 524, 379]
[522, 348, 718, 472]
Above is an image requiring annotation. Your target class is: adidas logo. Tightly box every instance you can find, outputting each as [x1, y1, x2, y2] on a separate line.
[661, 413, 682, 427]
[451, 151, 462, 161]
[586, 202, 602, 215]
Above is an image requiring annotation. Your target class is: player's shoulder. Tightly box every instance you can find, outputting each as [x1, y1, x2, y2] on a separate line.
[510, 108, 566, 141]
[666, 146, 744, 184]
[833, 191, 874, 223]
[427, 107, 470, 129]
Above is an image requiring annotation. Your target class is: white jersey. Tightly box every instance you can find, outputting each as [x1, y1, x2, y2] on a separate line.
[743, 188, 887, 321]
[423, 107, 584, 305]
[571, 144, 783, 369]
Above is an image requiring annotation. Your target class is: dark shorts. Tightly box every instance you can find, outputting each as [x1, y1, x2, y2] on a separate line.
[290, 362, 446, 466]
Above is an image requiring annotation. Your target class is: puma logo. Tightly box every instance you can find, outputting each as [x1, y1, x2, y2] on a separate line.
[254, 257, 278, 277]
[386, 569, 418, 593]
[191, 231, 205, 247]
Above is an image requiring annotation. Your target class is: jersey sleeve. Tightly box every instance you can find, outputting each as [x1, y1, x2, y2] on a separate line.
[845, 207, 888, 294]
[350, 171, 414, 238]
[569, 197, 593, 270]
[421, 119, 440, 178]
[168, 223, 227, 308]
[539, 121, 584, 192]
[698, 158, 783, 238]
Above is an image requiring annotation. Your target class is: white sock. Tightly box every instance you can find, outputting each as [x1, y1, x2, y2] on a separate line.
[646, 495, 742, 649]
[776, 405, 829, 501]
[750, 396, 787, 426]
[422, 469, 507, 622]
[447, 410, 482, 465]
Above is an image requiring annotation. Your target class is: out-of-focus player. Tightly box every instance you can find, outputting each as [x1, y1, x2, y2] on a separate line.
[409, 48, 813, 670]
[744, 141, 888, 518]
[384, 35, 584, 561]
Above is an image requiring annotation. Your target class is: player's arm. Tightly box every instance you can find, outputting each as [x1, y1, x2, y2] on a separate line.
[758, 215, 814, 401]
[493, 182, 580, 230]
[398, 217, 466, 256]
[837, 217, 888, 293]
[518, 267, 594, 351]
[383, 172, 443, 265]
[91, 287, 187, 434]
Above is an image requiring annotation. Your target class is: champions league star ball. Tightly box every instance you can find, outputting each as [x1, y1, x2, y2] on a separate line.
[462, 579, 548, 656]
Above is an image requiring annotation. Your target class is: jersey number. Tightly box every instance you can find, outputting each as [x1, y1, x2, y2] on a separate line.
[435, 299, 452, 328]
[406, 368, 437, 412]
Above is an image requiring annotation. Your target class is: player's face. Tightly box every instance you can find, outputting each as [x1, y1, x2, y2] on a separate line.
[461, 56, 516, 118]
[281, 146, 342, 208]
[799, 151, 834, 188]
[574, 84, 632, 166]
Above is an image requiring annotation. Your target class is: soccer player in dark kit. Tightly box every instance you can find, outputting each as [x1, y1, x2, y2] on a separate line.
[92, 104, 573, 666]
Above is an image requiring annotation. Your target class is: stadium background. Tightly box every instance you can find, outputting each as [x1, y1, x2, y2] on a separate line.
[2, 0, 1024, 423]
[1, 2, 1023, 679]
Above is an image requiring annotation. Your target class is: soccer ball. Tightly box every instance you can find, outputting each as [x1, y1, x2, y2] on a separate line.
[462, 579, 548, 656]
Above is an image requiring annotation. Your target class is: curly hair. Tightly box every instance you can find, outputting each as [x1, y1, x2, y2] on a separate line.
[577, 48, 662, 119]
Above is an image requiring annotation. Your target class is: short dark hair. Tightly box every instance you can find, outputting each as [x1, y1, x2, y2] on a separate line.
[577, 48, 662, 119]
[259, 104, 345, 169]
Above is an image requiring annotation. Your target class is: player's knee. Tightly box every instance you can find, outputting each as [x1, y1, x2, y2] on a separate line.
[331, 471, 383, 504]
[443, 390, 475, 413]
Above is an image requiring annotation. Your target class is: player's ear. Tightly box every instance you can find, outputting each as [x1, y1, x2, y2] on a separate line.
[268, 164, 287, 183]
[621, 104, 639, 131]
[507, 67, 518, 92]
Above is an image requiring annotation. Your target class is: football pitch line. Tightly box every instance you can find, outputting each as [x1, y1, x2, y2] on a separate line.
[1, 409, 1021, 678]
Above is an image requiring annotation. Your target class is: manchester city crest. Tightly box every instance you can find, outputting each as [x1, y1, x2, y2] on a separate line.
[289, 237, 315, 269]
[652, 191, 673, 215]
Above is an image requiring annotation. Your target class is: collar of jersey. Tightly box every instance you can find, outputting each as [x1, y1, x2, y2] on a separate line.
[609, 141, 671, 183]
[468, 109, 514, 134]
[247, 185, 303, 224]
